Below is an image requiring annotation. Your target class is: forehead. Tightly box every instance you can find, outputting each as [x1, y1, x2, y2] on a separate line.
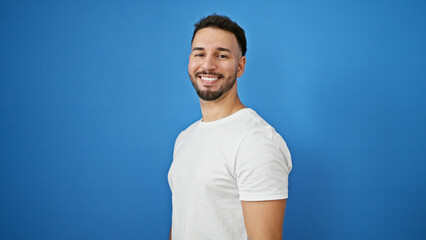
[192, 27, 240, 53]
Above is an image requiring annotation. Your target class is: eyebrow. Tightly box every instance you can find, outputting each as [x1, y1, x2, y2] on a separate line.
[191, 47, 232, 53]
[216, 47, 231, 53]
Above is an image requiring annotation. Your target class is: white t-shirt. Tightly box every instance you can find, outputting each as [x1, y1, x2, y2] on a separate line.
[168, 108, 292, 240]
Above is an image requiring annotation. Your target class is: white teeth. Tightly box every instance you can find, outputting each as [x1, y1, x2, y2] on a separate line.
[201, 76, 219, 81]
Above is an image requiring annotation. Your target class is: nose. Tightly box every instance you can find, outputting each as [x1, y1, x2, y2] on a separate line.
[201, 55, 216, 71]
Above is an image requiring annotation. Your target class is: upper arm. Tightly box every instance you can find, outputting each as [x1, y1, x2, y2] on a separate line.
[236, 127, 292, 201]
[236, 127, 291, 239]
[241, 199, 286, 240]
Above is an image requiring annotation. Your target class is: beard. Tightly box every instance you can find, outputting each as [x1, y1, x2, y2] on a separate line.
[189, 71, 237, 101]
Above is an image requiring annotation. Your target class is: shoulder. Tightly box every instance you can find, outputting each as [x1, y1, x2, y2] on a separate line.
[238, 126, 289, 157]
[238, 108, 270, 128]
[238, 109, 286, 145]
[235, 110, 291, 173]
[234, 115, 292, 201]
[175, 120, 199, 141]
[222, 108, 274, 138]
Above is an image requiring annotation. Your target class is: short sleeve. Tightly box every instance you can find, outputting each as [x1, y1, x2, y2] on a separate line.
[235, 126, 292, 201]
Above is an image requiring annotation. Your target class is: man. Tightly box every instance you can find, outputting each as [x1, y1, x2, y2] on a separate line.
[168, 14, 292, 240]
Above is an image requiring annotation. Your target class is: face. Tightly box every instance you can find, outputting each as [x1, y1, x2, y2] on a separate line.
[188, 27, 246, 101]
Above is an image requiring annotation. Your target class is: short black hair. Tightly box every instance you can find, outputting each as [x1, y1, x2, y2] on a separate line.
[191, 14, 247, 56]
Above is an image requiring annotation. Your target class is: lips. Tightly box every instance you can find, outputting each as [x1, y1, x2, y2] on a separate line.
[195, 72, 223, 85]
[199, 76, 220, 85]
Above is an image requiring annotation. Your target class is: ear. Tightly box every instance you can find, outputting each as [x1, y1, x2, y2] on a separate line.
[237, 56, 246, 78]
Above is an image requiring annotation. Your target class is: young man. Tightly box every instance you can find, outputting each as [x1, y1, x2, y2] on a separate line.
[168, 14, 292, 240]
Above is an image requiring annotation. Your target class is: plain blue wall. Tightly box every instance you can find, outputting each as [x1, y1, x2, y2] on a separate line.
[1, 0, 425, 239]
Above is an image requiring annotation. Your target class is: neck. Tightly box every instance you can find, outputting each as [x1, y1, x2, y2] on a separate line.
[199, 84, 246, 122]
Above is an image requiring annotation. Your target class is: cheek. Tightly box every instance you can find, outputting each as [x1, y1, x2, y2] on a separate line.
[188, 61, 198, 73]
[223, 63, 239, 75]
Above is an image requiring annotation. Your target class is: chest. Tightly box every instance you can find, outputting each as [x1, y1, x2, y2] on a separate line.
[169, 130, 240, 198]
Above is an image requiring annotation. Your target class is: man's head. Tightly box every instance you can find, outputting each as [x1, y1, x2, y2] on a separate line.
[188, 15, 247, 101]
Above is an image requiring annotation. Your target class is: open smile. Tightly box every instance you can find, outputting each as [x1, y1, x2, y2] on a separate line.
[196, 72, 223, 85]
[198, 75, 221, 85]
[201, 76, 219, 81]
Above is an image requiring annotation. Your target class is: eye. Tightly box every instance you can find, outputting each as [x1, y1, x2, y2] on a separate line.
[218, 54, 228, 59]
[194, 53, 204, 57]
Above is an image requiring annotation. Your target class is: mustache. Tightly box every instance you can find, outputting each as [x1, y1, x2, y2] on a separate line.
[195, 71, 224, 78]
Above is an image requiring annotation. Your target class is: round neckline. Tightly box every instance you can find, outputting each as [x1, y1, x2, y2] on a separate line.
[197, 108, 253, 127]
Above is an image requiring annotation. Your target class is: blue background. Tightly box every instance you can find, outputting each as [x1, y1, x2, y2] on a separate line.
[1, 0, 425, 239]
